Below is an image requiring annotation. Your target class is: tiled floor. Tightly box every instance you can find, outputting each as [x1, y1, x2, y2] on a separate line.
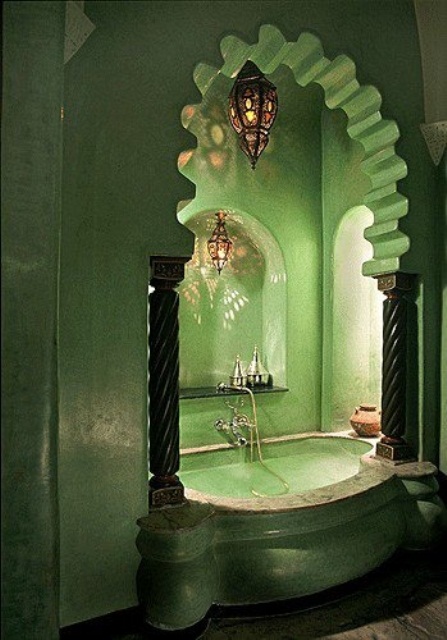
[61, 544, 447, 639]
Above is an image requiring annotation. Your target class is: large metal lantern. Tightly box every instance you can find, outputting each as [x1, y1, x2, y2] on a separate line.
[207, 211, 233, 274]
[228, 60, 278, 169]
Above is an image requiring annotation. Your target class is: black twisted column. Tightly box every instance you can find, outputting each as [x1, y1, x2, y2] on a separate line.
[148, 256, 189, 509]
[375, 272, 416, 462]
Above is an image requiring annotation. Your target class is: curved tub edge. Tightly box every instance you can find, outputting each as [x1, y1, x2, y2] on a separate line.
[136, 445, 447, 630]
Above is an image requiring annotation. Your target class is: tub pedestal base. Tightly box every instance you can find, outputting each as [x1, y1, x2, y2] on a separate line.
[136, 502, 216, 631]
[135, 439, 447, 632]
[364, 456, 447, 550]
[399, 465, 447, 550]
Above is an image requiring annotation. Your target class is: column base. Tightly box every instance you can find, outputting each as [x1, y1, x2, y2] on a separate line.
[375, 441, 416, 463]
[149, 475, 186, 509]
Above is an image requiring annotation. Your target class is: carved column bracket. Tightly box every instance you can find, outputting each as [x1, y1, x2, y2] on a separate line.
[148, 256, 190, 509]
[375, 272, 416, 463]
[376, 272, 413, 294]
[150, 255, 189, 290]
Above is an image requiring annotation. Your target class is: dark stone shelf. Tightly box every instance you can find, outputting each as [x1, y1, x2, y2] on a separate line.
[179, 386, 289, 400]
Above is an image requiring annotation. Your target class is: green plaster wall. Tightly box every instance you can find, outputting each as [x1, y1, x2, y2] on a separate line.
[400, 140, 444, 463]
[58, 2, 195, 625]
[2, 0, 444, 633]
[1, 3, 65, 639]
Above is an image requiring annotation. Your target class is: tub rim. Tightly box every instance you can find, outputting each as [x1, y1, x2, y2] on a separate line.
[182, 432, 399, 513]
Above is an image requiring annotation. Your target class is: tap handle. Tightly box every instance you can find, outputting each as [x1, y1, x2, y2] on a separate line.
[238, 414, 250, 426]
[214, 419, 228, 431]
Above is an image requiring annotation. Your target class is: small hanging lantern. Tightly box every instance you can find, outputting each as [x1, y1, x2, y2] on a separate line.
[228, 60, 278, 169]
[207, 211, 233, 274]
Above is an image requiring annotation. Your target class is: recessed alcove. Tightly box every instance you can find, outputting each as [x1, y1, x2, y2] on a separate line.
[178, 209, 287, 390]
[323, 205, 383, 431]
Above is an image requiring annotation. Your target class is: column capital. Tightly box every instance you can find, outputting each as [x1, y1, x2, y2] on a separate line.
[150, 255, 190, 290]
[375, 272, 415, 294]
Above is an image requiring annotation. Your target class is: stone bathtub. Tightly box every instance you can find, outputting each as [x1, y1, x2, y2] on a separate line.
[136, 433, 447, 631]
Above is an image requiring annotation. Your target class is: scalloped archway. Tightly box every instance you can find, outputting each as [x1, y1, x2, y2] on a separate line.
[178, 24, 410, 277]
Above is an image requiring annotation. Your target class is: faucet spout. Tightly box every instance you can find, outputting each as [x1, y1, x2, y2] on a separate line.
[214, 384, 257, 449]
[214, 382, 290, 497]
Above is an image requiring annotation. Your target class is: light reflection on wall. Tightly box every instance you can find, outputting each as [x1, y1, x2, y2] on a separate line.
[180, 90, 232, 177]
[223, 287, 249, 331]
[270, 273, 287, 284]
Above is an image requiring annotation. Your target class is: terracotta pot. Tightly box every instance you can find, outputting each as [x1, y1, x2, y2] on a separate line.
[349, 403, 381, 437]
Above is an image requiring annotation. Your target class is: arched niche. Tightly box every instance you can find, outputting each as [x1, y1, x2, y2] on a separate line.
[178, 208, 287, 389]
[179, 24, 410, 277]
[324, 206, 383, 430]
[177, 25, 410, 438]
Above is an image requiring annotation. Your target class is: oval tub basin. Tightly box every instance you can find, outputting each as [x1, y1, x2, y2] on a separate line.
[181, 436, 373, 500]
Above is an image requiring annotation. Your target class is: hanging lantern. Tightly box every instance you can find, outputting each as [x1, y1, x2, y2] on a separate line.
[228, 60, 278, 169]
[207, 211, 233, 274]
